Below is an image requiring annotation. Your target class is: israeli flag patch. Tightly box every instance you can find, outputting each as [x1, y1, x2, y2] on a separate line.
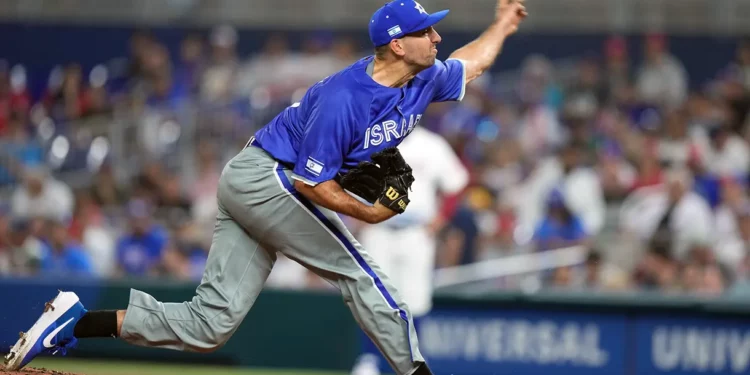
[306, 157, 324, 176]
[388, 25, 402, 37]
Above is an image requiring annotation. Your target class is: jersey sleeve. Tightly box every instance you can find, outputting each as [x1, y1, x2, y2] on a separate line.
[432, 58, 467, 103]
[292, 95, 356, 186]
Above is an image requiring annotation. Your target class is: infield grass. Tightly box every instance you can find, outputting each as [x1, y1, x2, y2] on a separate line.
[27, 358, 347, 375]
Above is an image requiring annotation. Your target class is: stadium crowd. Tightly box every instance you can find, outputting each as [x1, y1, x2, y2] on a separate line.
[1, 25, 750, 298]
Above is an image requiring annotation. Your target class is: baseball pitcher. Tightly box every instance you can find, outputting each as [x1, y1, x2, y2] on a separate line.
[5, 1, 527, 374]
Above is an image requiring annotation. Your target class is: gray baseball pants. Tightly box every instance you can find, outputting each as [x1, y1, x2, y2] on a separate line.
[119, 144, 425, 375]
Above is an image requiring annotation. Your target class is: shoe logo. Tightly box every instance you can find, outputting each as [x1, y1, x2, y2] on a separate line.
[42, 318, 74, 348]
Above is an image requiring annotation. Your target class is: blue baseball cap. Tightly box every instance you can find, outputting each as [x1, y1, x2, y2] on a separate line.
[369, 0, 449, 47]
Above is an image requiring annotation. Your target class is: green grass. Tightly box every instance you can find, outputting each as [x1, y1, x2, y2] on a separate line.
[26, 358, 347, 375]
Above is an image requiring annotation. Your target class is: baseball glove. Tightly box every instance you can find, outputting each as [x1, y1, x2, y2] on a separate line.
[338, 161, 385, 204]
[370, 147, 415, 191]
[338, 147, 414, 213]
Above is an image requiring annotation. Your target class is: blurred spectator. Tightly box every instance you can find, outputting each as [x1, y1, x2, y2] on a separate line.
[516, 55, 565, 159]
[518, 140, 606, 238]
[39, 218, 95, 277]
[127, 29, 157, 83]
[596, 148, 637, 201]
[176, 33, 207, 94]
[695, 122, 750, 177]
[565, 56, 607, 115]
[717, 44, 750, 134]
[298, 32, 341, 84]
[10, 166, 74, 222]
[331, 36, 361, 68]
[727, 39, 750, 91]
[731, 252, 750, 295]
[41, 63, 89, 121]
[549, 265, 574, 289]
[237, 33, 303, 100]
[579, 249, 630, 290]
[633, 239, 681, 292]
[90, 164, 129, 208]
[489, 194, 519, 255]
[603, 36, 631, 102]
[635, 34, 688, 110]
[630, 148, 665, 191]
[84, 65, 114, 116]
[480, 139, 523, 194]
[156, 174, 193, 222]
[438, 187, 493, 268]
[186, 141, 221, 242]
[657, 109, 701, 169]
[0, 206, 8, 274]
[533, 189, 589, 251]
[68, 189, 116, 277]
[679, 243, 730, 296]
[115, 199, 168, 277]
[0, 216, 47, 276]
[0, 61, 31, 136]
[548, 250, 631, 291]
[200, 25, 240, 104]
[0, 112, 44, 185]
[715, 197, 750, 277]
[138, 43, 191, 111]
[160, 216, 208, 281]
[620, 167, 714, 261]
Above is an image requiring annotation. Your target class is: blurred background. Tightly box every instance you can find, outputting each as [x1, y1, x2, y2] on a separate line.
[1, 0, 750, 375]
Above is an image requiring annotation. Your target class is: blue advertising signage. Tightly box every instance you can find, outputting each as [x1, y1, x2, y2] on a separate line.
[418, 307, 750, 375]
[418, 308, 627, 375]
[635, 317, 750, 375]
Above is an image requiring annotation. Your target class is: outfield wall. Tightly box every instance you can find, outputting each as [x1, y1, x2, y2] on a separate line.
[1, 277, 749, 374]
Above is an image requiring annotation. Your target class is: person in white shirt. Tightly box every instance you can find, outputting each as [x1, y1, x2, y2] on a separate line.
[619, 167, 715, 263]
[635, 34, 688, 110]
[351, 126, 469, 375]
[10, 166, 74, 223]
[714, 178, 750, 275]
[698, 124, 750, 177]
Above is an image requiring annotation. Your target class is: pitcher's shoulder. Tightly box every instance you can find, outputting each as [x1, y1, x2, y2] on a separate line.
[310, 59, 377, 103]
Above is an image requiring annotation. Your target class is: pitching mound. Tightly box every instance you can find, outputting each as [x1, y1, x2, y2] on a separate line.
[0, 368, 81, 375]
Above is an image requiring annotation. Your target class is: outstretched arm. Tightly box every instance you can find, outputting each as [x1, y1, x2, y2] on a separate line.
[294, 180, 397, 224]
[449, 0, 528, 84]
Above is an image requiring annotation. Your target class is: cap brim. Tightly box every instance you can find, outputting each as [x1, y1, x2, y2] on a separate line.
[413, 9, 449, 32]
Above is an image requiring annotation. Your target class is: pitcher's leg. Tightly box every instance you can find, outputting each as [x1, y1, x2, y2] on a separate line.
[120, 207, 276, 353]
[270, 168, 423, 375]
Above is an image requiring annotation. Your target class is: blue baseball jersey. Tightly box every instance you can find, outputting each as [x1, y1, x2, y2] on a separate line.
[252, 55, 466, 185]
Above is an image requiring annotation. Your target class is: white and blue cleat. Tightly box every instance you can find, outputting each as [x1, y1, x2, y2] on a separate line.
[3, 291, 87, 370]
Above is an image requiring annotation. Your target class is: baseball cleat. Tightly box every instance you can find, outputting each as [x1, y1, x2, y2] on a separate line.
[3, 290, 87, 370]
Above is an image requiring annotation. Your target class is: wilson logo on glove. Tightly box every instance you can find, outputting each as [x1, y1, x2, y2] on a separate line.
[385, 187, 400, 200]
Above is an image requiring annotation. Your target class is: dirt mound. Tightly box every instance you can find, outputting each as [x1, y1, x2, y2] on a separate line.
[0, 368, 82, 375]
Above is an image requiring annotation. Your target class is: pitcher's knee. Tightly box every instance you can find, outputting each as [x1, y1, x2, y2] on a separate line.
[186, 319, 236, 353]
[183, 299, 240, 353]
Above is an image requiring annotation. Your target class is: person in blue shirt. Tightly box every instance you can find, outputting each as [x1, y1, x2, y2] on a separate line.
[115, 198, 168, 277]
[7, 2, 527, 374]
[533, 189, 589, 251]
[39, 218, 95, 278]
